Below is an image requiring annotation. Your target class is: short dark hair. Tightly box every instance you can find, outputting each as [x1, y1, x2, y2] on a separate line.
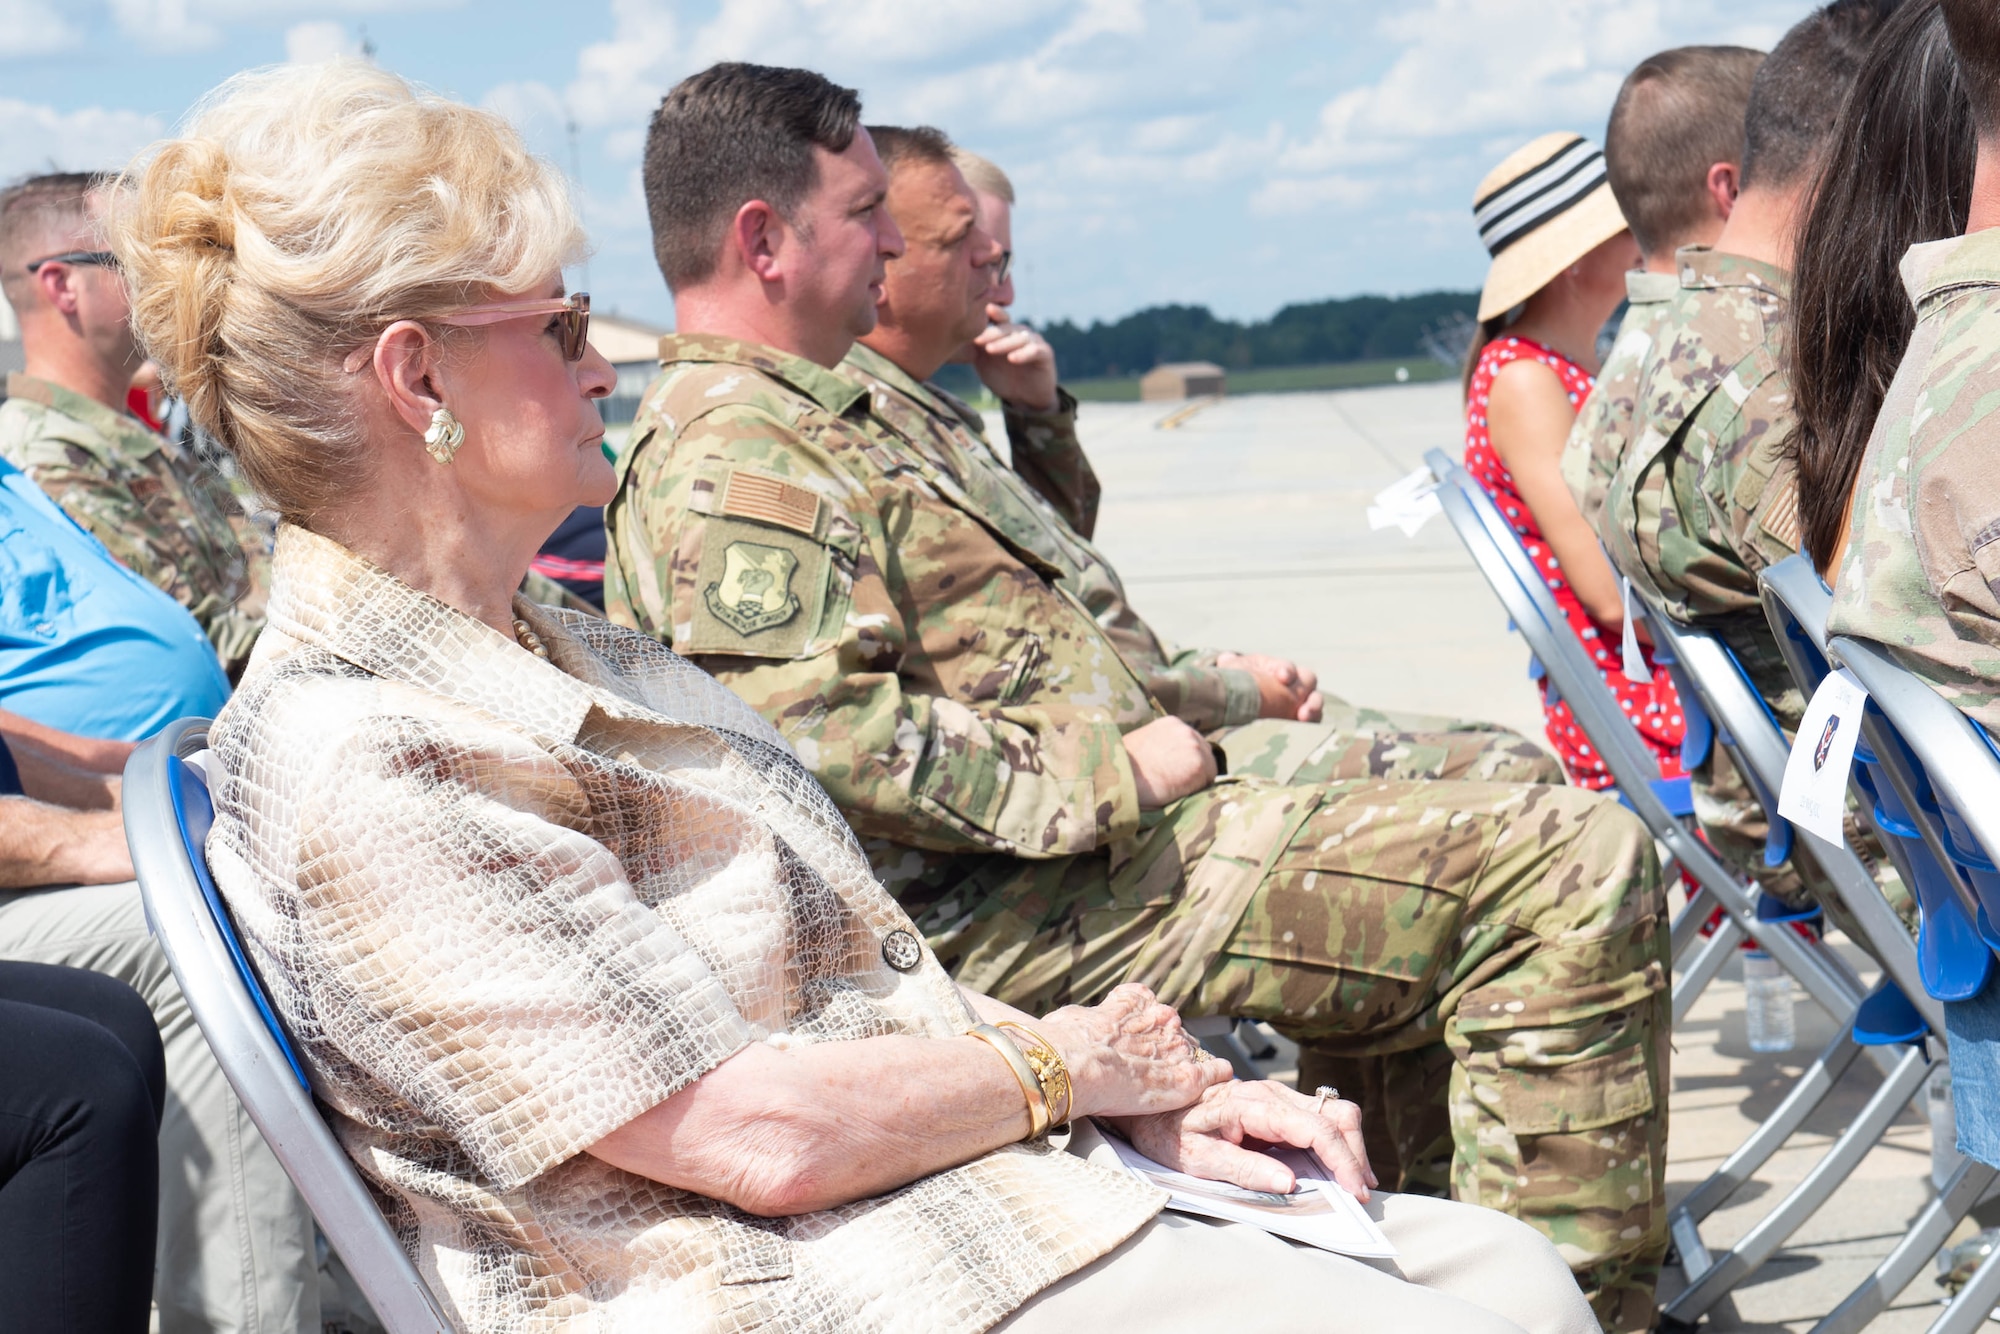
[642, 62, 861, 292]
[867, 125, 955, 179]
[1742, 0, 1903, 190]
[0, 171, 106, 263]
[1943, 0, 2000, 132]
[1604, 47, 1764, 257]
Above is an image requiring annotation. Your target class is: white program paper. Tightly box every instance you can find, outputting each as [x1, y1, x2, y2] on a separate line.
[1779, 667, 1867, 845]
[1102, 1132, 1398, 1259]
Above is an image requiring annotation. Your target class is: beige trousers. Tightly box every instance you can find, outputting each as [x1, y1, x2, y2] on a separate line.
[0, 881, 319, 1334]
[1000, 1122, 1599, 1334]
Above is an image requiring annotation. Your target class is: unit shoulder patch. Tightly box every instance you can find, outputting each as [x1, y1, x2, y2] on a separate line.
[684, 515, 828, 659]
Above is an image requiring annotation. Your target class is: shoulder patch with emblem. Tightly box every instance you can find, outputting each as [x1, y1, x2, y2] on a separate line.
[684, 515, 829, 658]
[705, 540, 801, 634]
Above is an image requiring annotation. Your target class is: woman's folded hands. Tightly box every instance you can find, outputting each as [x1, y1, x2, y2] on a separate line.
[1035, 983, 1376, 1200]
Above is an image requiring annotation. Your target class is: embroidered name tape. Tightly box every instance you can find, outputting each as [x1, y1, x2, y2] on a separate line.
[719, 471, 821, 537]
[1778, 667, 1866, 846]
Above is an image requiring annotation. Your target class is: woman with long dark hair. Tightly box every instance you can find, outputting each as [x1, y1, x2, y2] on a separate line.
[1789, 0, 1976, 575]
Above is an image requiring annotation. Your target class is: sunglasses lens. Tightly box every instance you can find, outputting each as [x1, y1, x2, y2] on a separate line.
[564, 310, 589, 361]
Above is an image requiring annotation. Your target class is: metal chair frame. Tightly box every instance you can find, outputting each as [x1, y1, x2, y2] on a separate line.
[124, 720, 454, 1334]
[1423, 450, 1866, 1026]
[1758, 556, 2000, 1334]
[1623, 578, 1941, 1325]
[1816, 627, 2000, 1334]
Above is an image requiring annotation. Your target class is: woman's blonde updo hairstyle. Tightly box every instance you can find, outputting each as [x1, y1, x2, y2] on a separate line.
[110, 61, 586, 525]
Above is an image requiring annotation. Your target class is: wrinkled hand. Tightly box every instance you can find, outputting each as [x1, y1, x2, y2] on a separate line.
[1123, 717, 1217, 808]
[1112, 1079, 1376, 1200]
[1215, 652, 1323, 723]
[1035, 983, 1233, 1120]
[972, 304, 1060, 413]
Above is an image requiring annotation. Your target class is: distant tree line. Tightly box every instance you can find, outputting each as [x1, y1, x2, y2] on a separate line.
[1035, 290, 1479, 380]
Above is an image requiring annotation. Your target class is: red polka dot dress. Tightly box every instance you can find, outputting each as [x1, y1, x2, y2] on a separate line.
[1463, 335, 1686, 791]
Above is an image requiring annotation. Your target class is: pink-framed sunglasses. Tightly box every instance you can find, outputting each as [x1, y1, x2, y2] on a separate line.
[433, 292, 591, 361]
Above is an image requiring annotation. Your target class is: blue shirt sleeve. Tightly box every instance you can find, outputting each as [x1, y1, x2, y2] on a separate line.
[0, 460, 229, 742]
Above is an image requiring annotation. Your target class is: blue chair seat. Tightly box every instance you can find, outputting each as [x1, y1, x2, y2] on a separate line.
[1617, 775, 1695, 819]
[1852, 978, 1930, 1047]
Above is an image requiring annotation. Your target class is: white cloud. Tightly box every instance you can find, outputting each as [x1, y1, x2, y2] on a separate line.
[110, 0, 463, 50]
[566, 0, 1301, 139]
[0, 0, 82, 57]
[283, 20, 360, 64]
[107, 0, 220, 51]
[0, 100, 163, 180]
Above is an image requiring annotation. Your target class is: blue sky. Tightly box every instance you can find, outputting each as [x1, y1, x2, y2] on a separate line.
[19, 0, 1812, 331]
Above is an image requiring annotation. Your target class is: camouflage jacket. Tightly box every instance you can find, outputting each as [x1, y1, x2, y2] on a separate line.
[0, 373, 268, 671]
[602, 333, 1162, 868]
[1563, 268, 1680, 533]
[1000, 388, 1103, 538]
[1603, 249, 1804, 625]
[1829, 231, 2000, 733]
[835, 342, 1262, 732]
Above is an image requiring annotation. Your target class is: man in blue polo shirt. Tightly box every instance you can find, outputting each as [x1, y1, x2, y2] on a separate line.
[0, 454, 227, 739]
[0, 451, 319, 1332]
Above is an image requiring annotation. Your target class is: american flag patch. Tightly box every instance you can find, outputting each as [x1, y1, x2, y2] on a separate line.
[719, 471, 821, 536]
[1761, 473, 1803, 551]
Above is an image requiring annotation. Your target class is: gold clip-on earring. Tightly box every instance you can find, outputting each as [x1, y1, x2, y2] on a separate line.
[424, 406, 465, 465]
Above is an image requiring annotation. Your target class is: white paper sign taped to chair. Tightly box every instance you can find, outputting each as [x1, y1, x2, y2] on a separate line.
[1367, 467, 1442, 537]
[1620, 578, 1653, 683]
[1778, 667, 1866, 845]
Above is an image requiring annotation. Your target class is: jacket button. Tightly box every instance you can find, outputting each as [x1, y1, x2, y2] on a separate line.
[881, 929, 923, 972]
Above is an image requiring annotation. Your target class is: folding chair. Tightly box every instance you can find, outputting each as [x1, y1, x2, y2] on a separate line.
[1623, 582, 1944, 1327]
[1423, 449, 1865, 1026]
[123, 719, 454, 1334]
[1757, 556, 2000, 1331]
[1813, 629, 2000, 1334]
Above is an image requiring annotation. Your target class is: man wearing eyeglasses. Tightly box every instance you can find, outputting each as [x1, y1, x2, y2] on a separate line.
[0, 172, 267, 678]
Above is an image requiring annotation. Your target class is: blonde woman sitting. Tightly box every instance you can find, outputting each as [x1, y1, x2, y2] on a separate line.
[112, 62, 1597, 1334]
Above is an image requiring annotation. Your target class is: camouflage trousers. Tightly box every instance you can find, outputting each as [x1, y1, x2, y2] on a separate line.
[1220, 702, 1564, 1203]
[892, 775, 1668, 1334]
[1219, 695, 1565, 787]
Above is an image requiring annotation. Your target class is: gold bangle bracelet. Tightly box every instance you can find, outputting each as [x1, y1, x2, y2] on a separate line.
[995, 1021, 1073, 1131]
[969, 1023, 1051, 1139]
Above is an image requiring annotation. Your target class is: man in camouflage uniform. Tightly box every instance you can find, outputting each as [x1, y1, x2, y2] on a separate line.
[1831, 0, 2000, 1151]
[849, 132, 1560, 792]
[1561, 46, 1761, 530]
[0, 174, 266, 676]
[1599, 6, 1904, 925]
[837, 127, 1562, 1193]
[605, 64, 1669, 1329]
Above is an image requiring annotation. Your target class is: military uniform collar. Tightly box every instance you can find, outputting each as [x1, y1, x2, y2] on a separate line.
[1625, 268, 1681, 306]
[841, 341, 994, 442]
[1674, 246, 1791, 299]
[657, 332, 870, 419]
[262, 523, 596, 748]
[4, 372, 163, 457]
[1904, 229, 2000, 308]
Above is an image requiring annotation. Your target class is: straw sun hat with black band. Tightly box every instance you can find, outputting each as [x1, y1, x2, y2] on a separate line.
[1473, 132, 1630, 323]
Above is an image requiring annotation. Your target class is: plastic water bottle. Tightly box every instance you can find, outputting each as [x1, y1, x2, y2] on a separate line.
[1743, 948, 1795, 1052]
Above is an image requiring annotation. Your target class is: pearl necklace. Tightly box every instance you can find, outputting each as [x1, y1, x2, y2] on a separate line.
[512, 617, 550, 660]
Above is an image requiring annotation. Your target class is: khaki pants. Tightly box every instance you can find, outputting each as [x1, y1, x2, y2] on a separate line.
[999, 1122, 1599, 1334]
[0, 881, 318, 1334]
